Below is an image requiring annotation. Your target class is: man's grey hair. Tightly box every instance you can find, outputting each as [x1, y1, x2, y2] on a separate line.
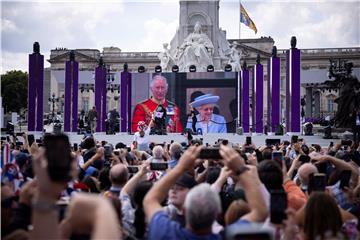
[184, 183, 221, 231]
[152, 145, 164, 160]
[150, 75, 168, 89]
[169, 142, 182, 160]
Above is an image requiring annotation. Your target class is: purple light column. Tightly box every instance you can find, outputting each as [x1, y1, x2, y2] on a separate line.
[65, 61, 79, 132]
[28, 54, 36, 131]
[64, 61, 72, 132]
[28, 53, 44, 132]
[127, 73, 132, 133]
[267, 57, 281, 132]
[286, 48, 301, 133]
[101, 70, 107, 132]
[254, 64, 264, 133]
[241, 69, 250, 133]
[95, 66, 107, 132]
[120, 72, 128, 132]
[35, 55, 44, 132]
[72, 62, 79, 132]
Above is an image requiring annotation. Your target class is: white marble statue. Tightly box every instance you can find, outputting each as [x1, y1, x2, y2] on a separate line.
[227, 42, 241, 72]
[176, 22, 214, 72]
[218, 28, 231, 58]
[158, 43, 175, 72]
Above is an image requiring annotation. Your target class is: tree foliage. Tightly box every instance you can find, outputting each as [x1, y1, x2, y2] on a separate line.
[1, 70, 28, 113]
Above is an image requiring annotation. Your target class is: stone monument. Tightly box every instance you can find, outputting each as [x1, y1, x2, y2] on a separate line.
[163, 0, 233, 71]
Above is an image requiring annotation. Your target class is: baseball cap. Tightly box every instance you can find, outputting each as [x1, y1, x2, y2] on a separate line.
[175, 173, 197, 189]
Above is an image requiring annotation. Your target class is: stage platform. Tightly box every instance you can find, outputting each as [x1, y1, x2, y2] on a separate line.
[22, 132, 341, 148]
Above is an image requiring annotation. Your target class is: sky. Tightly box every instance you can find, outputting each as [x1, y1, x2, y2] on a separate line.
[1, 0, 359, 74]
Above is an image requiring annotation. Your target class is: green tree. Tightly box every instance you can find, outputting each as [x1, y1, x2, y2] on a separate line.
[1, 70, 28, 113]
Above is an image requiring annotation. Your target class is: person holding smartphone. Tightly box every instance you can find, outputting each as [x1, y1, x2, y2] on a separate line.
[134, 120, 153, 152]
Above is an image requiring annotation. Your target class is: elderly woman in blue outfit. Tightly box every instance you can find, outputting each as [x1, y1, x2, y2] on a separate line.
[186, 94, 227, 134]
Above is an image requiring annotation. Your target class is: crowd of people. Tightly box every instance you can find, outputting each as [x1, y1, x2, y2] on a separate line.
[1, 131, 360, 240]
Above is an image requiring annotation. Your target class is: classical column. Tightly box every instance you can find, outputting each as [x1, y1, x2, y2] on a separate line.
[267, 47, 281, 133]
[286, 37, 301, 134]
[253, 56, 264, 134]
[64, 51, 79, 132]
[28, 42, 44, 132]
[305, 87, 313, 118]
[95, 59, 107, 132]
[241, 64, 250, 133]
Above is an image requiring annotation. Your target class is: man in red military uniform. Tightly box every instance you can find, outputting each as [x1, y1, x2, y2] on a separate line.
[131, 75, 183, 133]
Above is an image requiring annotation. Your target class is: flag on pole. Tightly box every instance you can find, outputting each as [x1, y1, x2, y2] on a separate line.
[240, 3, 257, 34]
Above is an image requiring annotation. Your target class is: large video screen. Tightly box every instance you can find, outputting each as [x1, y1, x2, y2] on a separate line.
[130, 72, 238, 133]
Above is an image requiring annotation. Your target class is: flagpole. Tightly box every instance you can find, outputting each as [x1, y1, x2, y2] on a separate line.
[239, 0, 241, 40]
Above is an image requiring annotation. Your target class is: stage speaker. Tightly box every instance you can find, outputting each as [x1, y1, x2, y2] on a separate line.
[304, 122, 313, 136]
[6, 122, 14, 135]
[236, 127, 243, 135]
[275, 124, 284, 135]
[323, 125, 332, 139]
[53, 123, 62, 134]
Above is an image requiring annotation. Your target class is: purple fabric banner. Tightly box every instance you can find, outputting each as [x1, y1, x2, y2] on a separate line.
[35, 54, 44, 132]
[252, 69, 255, 131]
[95, 66, 106, 132]
[101, 70, 107, 132]
[64, 60, 79, 132]
[241, 69, 250, 133]
[72, 61, 79, 132]
[254, 64, 264, 133]
[286, 49, 301, 133]
[120, 72, 127, 132]
[267, 57, 281, 132]
[28, 54, 36, 131]
[64, 61, 72, 132]
[127, 73, 132, 133]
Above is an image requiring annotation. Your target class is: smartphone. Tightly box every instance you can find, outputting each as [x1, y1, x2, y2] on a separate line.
[299, 155, 310, 164]
[127, 166, 139, 174]
[291, 135, 298, 144]
[341, 140, 351, 146]
[272, 151, 283, 162]
[265, 138, 281, 146]
[16, 132, 24, 136]
[245, 136, 252, 145]
[199, 148, 222, 159]
[270, 190, 287, 224]
[226, 226, 273, 240]
[28, 134, 35, 147]
[16, 141, 23, 146]
[150, 162, 168, 171]
[339, 170, 352, 189]
[309, 173, 327, 193]
[43, 134, 72, 182]
[73, 143, 78, 152]
[36, 139, 42, 144]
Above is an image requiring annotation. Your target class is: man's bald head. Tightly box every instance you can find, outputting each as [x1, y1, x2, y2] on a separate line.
[298, 163, 318, 185]
[110, 164, 128, 187]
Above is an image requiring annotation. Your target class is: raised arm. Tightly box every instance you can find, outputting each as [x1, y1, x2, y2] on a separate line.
[143, 146, 201, 223]
[220, 145, 268, 223]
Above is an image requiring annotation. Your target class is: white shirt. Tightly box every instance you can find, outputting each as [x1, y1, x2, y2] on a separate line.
[134, 127, 150, 151]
